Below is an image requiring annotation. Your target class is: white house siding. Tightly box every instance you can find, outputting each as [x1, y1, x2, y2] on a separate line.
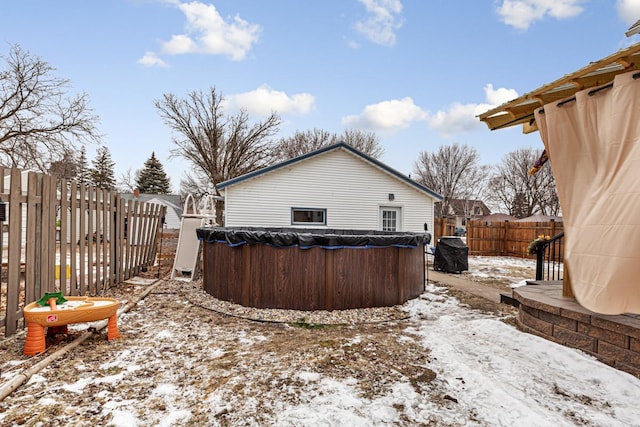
[223, 148, 436, 234]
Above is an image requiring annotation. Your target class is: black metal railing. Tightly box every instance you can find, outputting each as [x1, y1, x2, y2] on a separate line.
[535, 232, 564, 281]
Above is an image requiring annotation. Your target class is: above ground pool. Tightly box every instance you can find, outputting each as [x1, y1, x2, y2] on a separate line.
[196, 227, 430, 311]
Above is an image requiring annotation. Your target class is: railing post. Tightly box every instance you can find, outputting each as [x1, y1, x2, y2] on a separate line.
[535, 246, 544, 280]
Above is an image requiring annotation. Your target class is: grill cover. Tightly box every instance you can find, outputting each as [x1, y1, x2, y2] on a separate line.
[433, 237, 468, 273]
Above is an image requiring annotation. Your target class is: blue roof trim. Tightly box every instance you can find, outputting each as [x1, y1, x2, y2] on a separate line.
[217, 142, 443, 201]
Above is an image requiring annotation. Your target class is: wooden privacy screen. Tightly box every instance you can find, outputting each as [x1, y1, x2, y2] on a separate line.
[202, 241, 425, 311]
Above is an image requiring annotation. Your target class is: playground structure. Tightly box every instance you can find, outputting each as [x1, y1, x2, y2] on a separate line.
[22, 293, 120, 356]
[171, 194, 219, 281]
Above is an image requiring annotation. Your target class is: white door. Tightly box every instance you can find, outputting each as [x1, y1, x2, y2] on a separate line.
[380, 207, 401, 231]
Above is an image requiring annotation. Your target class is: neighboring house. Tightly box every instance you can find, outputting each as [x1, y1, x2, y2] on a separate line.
[478, 213, 517, 223]
[218, 142, 442, 233]
[119, 193, 183, 229]
[435, 198, 491, 228]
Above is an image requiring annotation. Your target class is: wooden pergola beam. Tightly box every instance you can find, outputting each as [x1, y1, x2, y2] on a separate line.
[479, 42, 640, 131]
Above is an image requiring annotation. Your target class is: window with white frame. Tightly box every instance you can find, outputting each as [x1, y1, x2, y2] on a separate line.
[380, 207, 401, 231]
[291, 208, 326, 225]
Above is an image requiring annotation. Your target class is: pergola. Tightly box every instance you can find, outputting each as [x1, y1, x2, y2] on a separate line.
[478, 40, 640, 314]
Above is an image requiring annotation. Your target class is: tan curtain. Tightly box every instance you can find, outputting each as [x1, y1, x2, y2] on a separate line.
[535, 70, 640, 314]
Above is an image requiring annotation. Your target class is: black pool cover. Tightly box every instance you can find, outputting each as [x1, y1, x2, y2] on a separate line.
[433, 237, 468, 273]
[196, 227, 431, 249]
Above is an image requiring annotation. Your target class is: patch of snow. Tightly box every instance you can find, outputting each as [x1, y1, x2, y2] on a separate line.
[107, 408, 140, 427]
[511, 279, 528, 288]
[62, 377, 93, 394]
[275, 378, 387, 426]
[152, 383, 177, 396]
[38, 397, 57, 405]
[157, 410, 192, 427]
[296, 371, 321, 382]
[156, 330, 173, 339]
[26, 374, 47, 385]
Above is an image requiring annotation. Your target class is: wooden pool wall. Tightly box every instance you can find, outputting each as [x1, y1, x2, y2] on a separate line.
[202, 242, 425, 311]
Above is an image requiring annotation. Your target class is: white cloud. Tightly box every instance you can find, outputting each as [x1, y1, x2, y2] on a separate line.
[162, 34, 197, 54]
[341, 97, 427, 131]
[617, 0, 640, 24]
[161, 1, 261, 61]
[226, 85, 315, 116]
[427, 84, 518, 137]
[355, 0, 404, 47]
[484, 84, 519, 106]
[137, 51, 169, 68]
[496, 0, 584, 30]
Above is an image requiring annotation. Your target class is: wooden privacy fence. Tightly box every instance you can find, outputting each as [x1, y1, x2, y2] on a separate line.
[433, 218, 456, 243]
[0, 168, 166, 337]
[466, 219, 563, 258]
[434, 217, 564, 259]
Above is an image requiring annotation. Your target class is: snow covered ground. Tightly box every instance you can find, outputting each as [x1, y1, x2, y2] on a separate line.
[462, 255, 539, 288]
[0, 256, 639, 426]
[403, 284, 640, 426]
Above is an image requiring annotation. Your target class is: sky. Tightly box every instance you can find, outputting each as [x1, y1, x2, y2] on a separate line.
[2, 257, 640, 425]
[1, 0, 640, 192]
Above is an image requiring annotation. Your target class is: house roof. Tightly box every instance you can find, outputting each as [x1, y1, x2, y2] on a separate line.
[119, 193, 183, 218]
[478, 41, 640, 133]
[435, 198, 491, 217]
[120, 193, 182, 207]
[515, 214, 563, 222]
[218, 142, 443, 201]
[478, 213, 517, 222]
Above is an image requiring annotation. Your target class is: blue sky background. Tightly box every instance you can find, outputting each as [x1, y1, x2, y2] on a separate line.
[1, 0, 639, 192]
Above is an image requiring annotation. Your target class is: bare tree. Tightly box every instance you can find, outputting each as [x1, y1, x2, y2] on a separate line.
[155, 87, 281, 198]
[117, 168, 137, 193]
[0, 44, 100, 171]
[341, 129, 385, 158]
[273, 128, 384, 161]
[457, 163, 491, 219]
[486, 147, 560, 218]
[178, 169, 215, 200]
[48, 148, 78, 180]
[412, 143, 485, 217]
[273, 128, 332, 160]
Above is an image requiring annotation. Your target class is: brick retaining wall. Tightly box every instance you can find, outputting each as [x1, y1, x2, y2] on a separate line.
[514, 284, 640, 378]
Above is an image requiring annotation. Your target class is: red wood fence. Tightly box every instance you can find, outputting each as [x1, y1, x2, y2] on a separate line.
[434, 217, 564, 259]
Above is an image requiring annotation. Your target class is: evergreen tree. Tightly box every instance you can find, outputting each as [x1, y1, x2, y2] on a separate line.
[90, 146, 116, 190]
[77, 146, 92, 185]
[135, 152, 172, 194]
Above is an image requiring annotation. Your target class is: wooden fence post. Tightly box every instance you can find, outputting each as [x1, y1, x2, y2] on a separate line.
[25, 173, 38, 304]
[59, 180, 68, 294]
[69, 182, 78, 294]
[5, 169, 22, 336]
